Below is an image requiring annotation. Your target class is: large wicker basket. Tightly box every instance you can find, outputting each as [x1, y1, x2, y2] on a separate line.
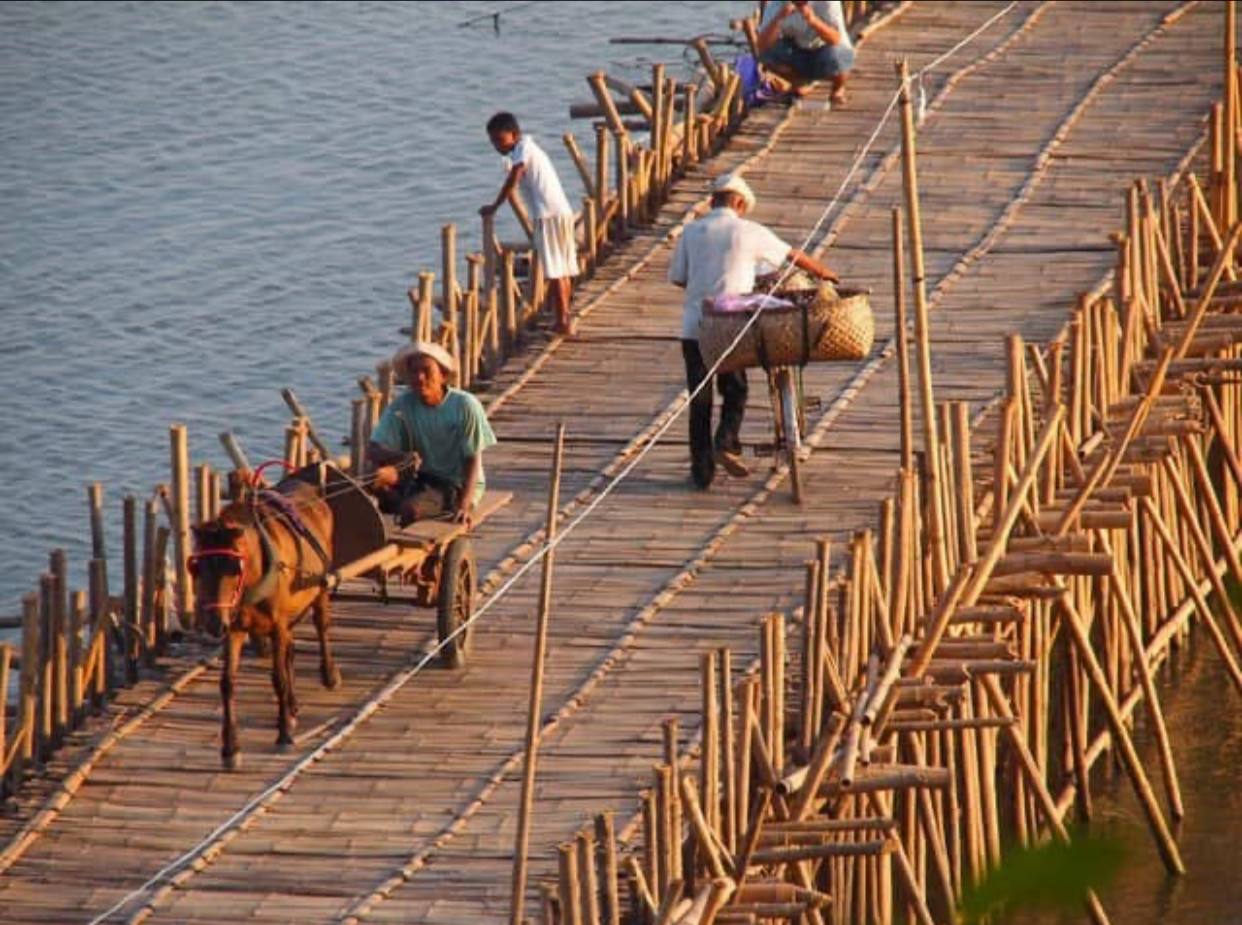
[698, 284, 874, 374]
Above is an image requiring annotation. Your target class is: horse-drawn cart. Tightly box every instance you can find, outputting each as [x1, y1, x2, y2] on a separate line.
[314, 464, 511, 668]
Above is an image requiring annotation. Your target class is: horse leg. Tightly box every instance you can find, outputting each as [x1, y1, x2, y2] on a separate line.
[220, 631, 245, 770]
[270, 624, 297, 749]
[314, 589, 341, 689]
[285, 632, 298, 720]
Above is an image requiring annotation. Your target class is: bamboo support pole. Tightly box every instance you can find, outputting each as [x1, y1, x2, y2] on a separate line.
[896, 59, 949, 595]
[595, 124, 610, 228]
[169, 424, 193, 623]
[588, 72, 628, 139]
[595, 813, 621, 925]
[510, 423, 566, 925]
[577, 830, 601, 925]
[121, 496, 139, 683]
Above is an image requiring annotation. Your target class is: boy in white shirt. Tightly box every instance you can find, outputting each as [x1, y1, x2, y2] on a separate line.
[481, 112, 579, 336]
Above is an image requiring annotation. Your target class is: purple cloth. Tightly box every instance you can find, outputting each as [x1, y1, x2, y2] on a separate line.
[706, 292, 794, 314]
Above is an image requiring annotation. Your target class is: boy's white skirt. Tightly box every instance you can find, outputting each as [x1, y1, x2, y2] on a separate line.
[534, 213, 579, 280]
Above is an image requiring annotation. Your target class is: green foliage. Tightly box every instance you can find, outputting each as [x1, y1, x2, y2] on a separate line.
[957, 830, 1127, 923]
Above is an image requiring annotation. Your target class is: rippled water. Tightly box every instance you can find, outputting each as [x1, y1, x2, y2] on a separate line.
[0, 0, 741, 614]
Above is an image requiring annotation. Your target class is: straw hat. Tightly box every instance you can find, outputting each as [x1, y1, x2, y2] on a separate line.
[712, 171, 757, 211]
[391, 340, 458, 385]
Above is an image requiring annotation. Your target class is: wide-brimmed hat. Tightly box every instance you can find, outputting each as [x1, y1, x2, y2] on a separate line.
[391, 340, 458, 385]
[712, 171, 757, 211]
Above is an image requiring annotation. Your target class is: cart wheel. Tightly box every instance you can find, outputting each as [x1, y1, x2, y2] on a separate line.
[436, 537, 475, 669]
[778, 369, 804, 505]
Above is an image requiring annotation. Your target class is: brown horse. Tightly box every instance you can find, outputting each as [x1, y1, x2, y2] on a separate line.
[190, 475, 337, 769]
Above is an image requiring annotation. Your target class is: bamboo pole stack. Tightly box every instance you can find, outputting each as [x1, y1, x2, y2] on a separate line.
[541, 54, 1242, 925]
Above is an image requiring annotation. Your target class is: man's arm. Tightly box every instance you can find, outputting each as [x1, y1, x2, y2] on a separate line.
[455, 455, 483, 525]
[367, 442, 420, 491]
[790, 249, 840, 283]
[755, 1, 793, 53]
[796, 3, 843, 46]
[480, 163, 526, 217]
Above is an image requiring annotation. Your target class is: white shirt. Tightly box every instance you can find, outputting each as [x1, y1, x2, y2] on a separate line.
[760, 1, 853, 51]
[504, 135, 572, 220]
[668, 207, 792, 340]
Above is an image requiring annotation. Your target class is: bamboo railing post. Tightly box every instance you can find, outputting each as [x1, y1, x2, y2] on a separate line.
[651, 64, 666, 197]
[0, 644, 8, 786]
[701, 650, 721, 835]
[1226, 0, 1237, 232]
[466, 253, 484, 386]
[169, 424, 193, 625]
[416, 270, 435, 343]
[37, 574, 54, 758]
[577, 829, 602, 925]
[594, 124, 610, 236]
[69, 590, 85, 716]
[87, 558, 108, 698]
[441, 223, 459, 360]
[564, 133, 596, 201]
[17, 593, 39, 782]
[122, 494, 139, 683]
[138, 494, 156, 662]
[682, 83, 697, 167]
[893, 207, 914, 472]
[350, 398, 367, 477]
[502, 249, 518, 347]
[718, 646, 736, 854]
[584, 198, 599, 274]
[87, 482, 106, 562]
[595, 813, 621, 925]
[616, 133, 630, 237]
[559, 842, 583, 925]
[509, 423, 566, 925]
[49, 549, 69, 738]
[896, 59, 949, 594]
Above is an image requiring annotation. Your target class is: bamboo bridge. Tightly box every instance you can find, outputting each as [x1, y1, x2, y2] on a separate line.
[2, 2, 1240, 923]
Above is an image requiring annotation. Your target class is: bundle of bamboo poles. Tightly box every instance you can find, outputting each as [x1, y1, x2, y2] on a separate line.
[536, 43, 1242, 925]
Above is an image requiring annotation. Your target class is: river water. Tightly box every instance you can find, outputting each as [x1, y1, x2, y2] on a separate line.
[0, 0, 740, 615]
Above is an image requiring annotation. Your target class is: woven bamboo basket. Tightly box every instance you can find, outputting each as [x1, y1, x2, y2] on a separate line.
[697, 284, 874, 374]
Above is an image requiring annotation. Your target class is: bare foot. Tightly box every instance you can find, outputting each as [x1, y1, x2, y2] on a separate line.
[830, 87, 848, 107]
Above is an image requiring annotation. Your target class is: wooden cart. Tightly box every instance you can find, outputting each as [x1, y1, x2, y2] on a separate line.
[311, 464, 510, 668]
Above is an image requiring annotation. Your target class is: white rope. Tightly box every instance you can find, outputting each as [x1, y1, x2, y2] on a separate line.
[85, 7, 1022, 922]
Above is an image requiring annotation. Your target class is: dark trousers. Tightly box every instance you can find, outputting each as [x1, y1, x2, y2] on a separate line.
[682, 339, 748, 487]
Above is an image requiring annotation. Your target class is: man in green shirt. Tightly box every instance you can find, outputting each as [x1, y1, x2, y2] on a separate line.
[368, 341, 497, 527]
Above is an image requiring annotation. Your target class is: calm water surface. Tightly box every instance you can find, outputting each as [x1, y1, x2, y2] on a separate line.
[0, 0, 742, 612]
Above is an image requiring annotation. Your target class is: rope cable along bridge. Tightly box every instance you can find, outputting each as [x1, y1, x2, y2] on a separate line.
[2, 2, 1240, 923]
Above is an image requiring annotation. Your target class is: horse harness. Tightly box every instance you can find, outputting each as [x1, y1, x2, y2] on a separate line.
[245, 487, 332, 603]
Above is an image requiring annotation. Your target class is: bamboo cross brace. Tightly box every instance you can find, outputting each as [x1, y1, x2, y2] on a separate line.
[1055, 349, 1171, 537]
[1094, 531, 1185, 818]
[1174, 222, 1242, 359]
[1160, 453, 1242, 652]
[1140, 496, 1242, 693]
[911, 406, 1066, 676]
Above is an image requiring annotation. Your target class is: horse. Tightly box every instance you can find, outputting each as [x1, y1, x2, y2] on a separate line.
[189, 472, 337, 770]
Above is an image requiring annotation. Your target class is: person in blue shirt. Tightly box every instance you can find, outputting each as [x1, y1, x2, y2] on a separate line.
[368, 342, 497, 527]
